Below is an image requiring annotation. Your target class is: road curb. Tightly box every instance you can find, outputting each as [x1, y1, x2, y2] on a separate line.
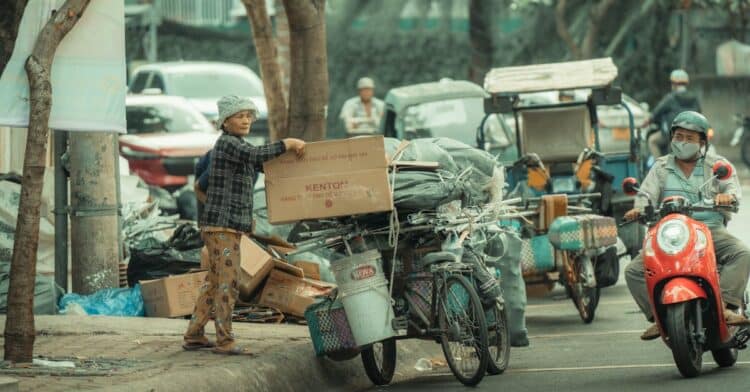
[101, 339, 438, 392]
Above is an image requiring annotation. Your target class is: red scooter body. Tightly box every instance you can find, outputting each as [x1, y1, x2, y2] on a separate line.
[643, 214, 731, 344]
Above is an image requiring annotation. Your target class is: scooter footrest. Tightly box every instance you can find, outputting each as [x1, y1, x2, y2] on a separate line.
[735, 327, 750, 349]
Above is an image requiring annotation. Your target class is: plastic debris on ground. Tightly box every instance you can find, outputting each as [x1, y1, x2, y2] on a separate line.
[58, 284, 145, 317]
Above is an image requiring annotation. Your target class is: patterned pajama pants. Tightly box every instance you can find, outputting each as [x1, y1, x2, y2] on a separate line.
[184, 231, 241, 348]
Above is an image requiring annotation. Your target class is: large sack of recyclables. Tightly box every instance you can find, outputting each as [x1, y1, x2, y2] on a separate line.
[384, 137, 505, 211]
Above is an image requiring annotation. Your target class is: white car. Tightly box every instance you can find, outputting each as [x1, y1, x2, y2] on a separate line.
[128, 61, 269, 142]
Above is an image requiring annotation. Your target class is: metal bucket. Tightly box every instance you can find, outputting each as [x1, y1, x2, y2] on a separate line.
[331, 250, 395, 346]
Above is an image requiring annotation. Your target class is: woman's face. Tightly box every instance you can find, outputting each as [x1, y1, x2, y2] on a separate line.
[223, 110, 254, 136]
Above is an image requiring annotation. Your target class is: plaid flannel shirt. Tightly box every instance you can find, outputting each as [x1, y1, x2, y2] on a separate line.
[199, 133, 286, 232]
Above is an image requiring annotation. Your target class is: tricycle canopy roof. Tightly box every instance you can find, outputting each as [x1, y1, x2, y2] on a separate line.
[384, 80, 488, 112]
[483, 58, 618, 96]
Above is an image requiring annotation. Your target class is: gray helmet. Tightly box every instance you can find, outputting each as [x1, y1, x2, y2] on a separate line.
[670, 69, 689, 84]
[670, 111, 709, 139]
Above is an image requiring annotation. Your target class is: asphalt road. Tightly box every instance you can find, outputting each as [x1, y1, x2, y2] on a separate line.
[363, 186, 750, 392]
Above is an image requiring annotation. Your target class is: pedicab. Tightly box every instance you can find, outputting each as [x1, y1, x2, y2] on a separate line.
[478, 58, 645, 322]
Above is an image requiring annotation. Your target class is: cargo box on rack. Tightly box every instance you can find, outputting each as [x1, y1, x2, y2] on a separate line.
[263, 136, 394, 224]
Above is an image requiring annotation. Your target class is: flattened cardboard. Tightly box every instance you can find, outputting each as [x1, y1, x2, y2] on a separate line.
[259, 269, 334, 317]
[295, 261, 321, 280]
[140, 271, 208, 318]
[238, 235, 275, 300]
[264, 136, 394, 224]
[200, 246, 209, 270]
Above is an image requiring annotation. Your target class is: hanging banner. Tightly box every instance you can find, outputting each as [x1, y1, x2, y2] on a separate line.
[0, 0, 126, 133]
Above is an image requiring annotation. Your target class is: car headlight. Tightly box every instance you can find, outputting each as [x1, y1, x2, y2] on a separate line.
[656, 219, 690, 255]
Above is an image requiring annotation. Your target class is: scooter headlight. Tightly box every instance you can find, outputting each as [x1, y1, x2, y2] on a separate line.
[695, 229, 707, 251]
[656, 219, 690, 255]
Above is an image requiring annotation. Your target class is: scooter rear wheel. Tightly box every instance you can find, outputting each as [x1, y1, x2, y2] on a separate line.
[665, 301, 703, 378]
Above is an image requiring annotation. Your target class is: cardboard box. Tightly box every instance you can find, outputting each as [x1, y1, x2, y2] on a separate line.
[259, 269, 335, 317]
[140, 271, 208, 318]
[238, 236, 275, 300]
[263, 136, 394, 224]
[295, 261, 321, 280]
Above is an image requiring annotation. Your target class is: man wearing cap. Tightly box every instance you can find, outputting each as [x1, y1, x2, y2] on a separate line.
[183, 95, 305, 355]
[647, 69, 702, 159]
[624, 111, 750, 341]
[339, 77, 385, 137]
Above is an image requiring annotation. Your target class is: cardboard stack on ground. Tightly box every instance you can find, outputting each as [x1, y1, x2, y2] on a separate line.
[263, 136, 394, 224]
[145, 235, 334, 318]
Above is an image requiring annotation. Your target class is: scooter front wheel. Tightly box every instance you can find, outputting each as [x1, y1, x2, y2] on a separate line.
[665, 301, 703, 378]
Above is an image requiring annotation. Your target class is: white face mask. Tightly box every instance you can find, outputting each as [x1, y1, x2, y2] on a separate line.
[671, 141, 701, 161]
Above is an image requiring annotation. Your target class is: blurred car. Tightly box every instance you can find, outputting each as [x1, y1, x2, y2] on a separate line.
[128, 61, 270, 143]
[121, 94, 218, 189]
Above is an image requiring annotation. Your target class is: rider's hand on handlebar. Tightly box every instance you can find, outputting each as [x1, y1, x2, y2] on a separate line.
[715, 193, 736, 206]
[624, 208, 641, 222]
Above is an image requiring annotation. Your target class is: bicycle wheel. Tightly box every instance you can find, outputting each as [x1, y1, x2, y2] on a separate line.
[438, 274, 489, 386]
[485, 301, 510, 375]
[361, 338, 397, 386]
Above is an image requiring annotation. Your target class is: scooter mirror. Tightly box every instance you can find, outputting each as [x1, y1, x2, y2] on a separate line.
[622, 177, 639, 196]
[712, 161, 733, 180]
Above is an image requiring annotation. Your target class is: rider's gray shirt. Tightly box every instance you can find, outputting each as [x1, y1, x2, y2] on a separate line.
[634, 152, 742, 223]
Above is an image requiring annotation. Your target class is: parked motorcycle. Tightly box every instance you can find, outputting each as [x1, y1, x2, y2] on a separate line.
[729, 114, 750, 167]
[620, 163, 749, 378]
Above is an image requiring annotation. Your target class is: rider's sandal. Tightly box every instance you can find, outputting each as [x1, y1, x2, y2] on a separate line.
[640, 324, 661, 341]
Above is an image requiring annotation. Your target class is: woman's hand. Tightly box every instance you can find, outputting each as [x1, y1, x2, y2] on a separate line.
[283, 138, 306, 158]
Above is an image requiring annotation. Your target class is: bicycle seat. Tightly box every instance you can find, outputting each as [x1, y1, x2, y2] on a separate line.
[419, 251, 460, 268]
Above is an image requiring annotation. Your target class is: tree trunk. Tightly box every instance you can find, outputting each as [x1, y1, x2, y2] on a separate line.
[282, 0, 329, 141]
[468, 0, 494, 85]
[555, 0, 582, 60]
[4, 0, 91, 364]
[604, 0, 657, 57]
[242, 0, 288, 141]
[580, 0, 616, 59]
[0, 0, 30, 75]
[275, 3, 291, 101]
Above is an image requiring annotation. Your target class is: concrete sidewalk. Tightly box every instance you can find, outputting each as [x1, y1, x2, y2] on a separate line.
[0, 316, 436, 392]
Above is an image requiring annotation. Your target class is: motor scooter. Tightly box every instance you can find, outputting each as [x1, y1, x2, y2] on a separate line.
[729, 114, 750, 167]
[621, 162, 750, 378]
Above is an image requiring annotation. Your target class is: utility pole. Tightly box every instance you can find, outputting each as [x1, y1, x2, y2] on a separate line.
[69, 132, 120, 294]
[53, 130, 68, 292]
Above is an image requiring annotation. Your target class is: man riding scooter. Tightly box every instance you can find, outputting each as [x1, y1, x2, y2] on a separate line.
[625, 111, 750, 340]
[646, 70, 702, 161]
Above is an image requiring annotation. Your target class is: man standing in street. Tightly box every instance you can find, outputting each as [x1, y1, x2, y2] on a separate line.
[339, 77, 385, 137]
[647, 69, 702, 159]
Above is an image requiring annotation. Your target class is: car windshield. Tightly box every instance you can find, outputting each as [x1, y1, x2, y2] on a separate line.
[126, 100, 214, 134]
[399, 97, 485, 146]
[167, 69, 263, 98]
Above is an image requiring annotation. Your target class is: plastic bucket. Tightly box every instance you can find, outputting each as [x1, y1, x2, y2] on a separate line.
[331, 251, 395, 346]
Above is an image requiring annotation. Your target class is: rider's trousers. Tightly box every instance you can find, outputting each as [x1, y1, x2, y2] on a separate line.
[625, 226, 750, 321]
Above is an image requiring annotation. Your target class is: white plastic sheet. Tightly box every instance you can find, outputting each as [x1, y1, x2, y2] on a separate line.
[0, 0, 126, 133]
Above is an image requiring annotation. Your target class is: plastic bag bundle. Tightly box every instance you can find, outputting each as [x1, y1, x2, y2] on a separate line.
[59, 284, 145, 317]
[389, 170, 466, 211]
